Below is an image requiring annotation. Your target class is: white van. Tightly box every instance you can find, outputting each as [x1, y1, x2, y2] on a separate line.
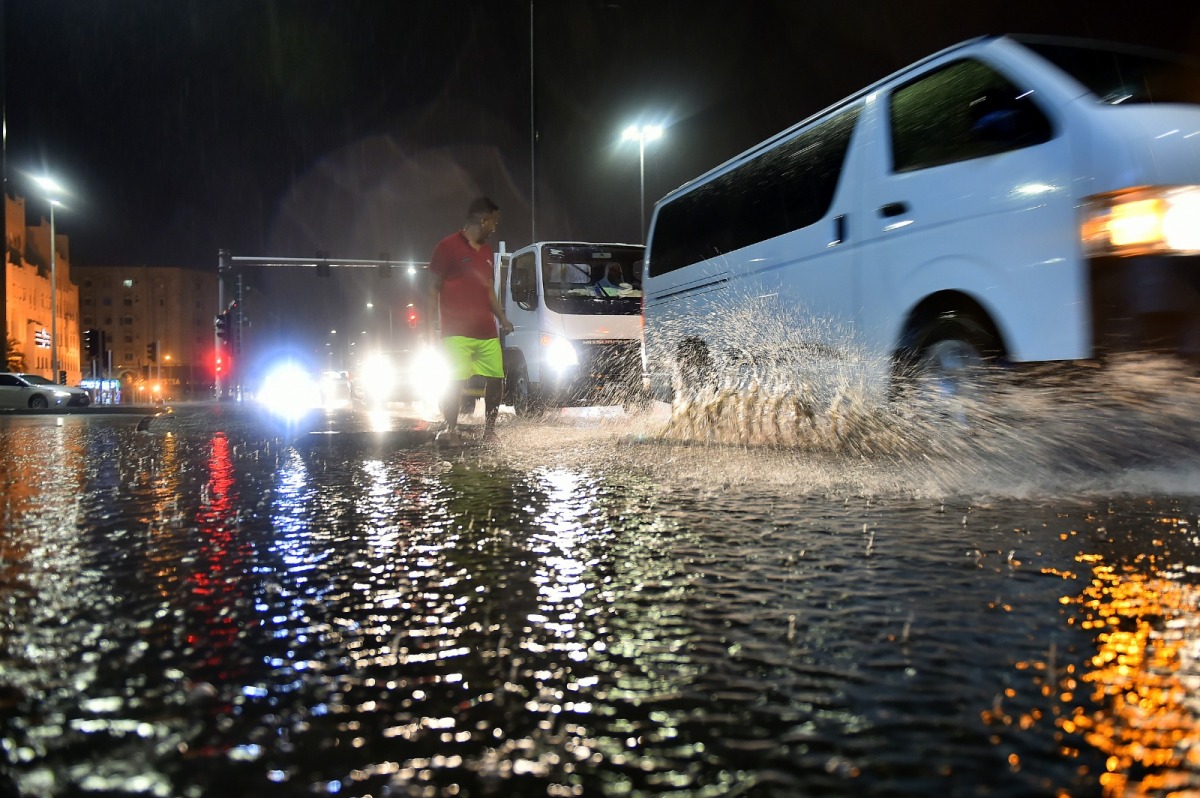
[641, 35, 1200, 403]
[496, 241, 645, 414]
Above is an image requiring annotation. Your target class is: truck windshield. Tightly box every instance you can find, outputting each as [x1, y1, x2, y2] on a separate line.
[1017, 37, 1200, 106]
[542, 245, 644, 316]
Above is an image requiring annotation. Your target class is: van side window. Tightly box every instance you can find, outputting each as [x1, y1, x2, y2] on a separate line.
[650, 104, 861, 277]
[890, 59, 1053, 173]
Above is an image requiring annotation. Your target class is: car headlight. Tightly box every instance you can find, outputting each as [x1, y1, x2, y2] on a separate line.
[411, 345, 452, 403]
[1082, 185, 1200, 257]
[541, 334, 579, 371]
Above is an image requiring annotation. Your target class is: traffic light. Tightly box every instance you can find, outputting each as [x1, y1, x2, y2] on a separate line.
[407, 308, 419, 328]
[215, 312, 230, 342]
[83, 328, 98, 358]
[146, 341, 158, 362]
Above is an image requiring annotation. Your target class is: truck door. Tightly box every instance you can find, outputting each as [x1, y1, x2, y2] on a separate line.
[504, 249, 541, 379]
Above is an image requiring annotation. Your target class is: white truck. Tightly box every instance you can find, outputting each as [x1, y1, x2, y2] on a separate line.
[493, 241, 646, 415]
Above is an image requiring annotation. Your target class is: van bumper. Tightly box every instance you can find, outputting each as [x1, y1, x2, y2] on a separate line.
[1089, 254, 1200, 358]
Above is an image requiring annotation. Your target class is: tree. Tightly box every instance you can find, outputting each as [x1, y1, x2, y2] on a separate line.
[6, 336, 25, 372]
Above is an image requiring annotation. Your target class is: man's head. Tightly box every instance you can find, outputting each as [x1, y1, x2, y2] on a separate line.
[464, 196, 501, 244]
[606, 263, 623, 282]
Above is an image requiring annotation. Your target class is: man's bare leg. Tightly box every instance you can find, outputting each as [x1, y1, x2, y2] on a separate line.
[483, 376, 504, 438]
[440, 381, 465, 437]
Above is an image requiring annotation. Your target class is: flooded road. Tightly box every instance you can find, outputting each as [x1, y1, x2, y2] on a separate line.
[2, 374, 1199, 797]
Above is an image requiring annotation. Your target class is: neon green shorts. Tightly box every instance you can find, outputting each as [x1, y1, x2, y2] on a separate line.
[442, 336, 505, 381]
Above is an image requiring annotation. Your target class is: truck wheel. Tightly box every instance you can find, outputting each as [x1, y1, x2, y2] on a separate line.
[510, 366, 542, 417]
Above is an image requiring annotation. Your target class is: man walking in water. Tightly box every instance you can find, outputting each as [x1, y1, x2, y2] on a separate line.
[427, 196, 513, 444]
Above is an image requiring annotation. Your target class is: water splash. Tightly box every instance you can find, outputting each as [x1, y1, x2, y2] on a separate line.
[500, 284, 1200, 499]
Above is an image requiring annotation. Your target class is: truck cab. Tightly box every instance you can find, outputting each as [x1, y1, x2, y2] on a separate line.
[496, 241, 645, 414]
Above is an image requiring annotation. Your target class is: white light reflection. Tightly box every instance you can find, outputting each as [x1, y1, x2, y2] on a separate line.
[529, 468, 600, 661]
[270, 449, 317, 570]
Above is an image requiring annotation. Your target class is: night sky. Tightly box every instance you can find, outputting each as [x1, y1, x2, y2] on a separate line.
[4, 1, 1198, 345]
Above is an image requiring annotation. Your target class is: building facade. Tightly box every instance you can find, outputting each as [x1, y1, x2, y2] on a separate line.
[75, 264, 218, 400]
[4, 193, 81, 383]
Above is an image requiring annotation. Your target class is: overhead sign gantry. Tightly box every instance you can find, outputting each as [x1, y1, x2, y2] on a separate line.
[214, 249, 429, 398]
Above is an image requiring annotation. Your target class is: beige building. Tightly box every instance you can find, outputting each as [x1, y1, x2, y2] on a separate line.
[75, 264, 218, 399]
[5, 193, 82, 383]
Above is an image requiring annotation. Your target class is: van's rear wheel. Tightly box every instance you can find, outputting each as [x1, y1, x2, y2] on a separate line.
[673, 338, 713, 399]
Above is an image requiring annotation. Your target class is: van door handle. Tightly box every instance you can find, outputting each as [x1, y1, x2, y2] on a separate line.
[878, 202, 909, 218]
[831, 214, 847, 245]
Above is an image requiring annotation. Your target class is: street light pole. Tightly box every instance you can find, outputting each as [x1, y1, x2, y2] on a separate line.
[622, 124, 663, 244]
[49, 199, 58, 381]
[34, 176, 67, 382]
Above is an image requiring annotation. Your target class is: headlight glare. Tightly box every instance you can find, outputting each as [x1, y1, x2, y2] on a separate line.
[1083, 186, 1200, 256]
[541, 334, 579, 371]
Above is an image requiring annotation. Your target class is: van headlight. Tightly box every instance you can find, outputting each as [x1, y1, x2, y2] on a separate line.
[540, 334, 579, 371]
[1082, 186, 1200, 256]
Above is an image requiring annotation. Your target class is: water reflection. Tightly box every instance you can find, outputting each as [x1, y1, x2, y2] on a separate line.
[1068, 512, 1200, 797]
[2, 410, 1200, 797]
[997, 505, 1200, 796]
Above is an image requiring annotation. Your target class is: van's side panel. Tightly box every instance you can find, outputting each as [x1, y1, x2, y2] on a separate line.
[856, 47, 1089, 363]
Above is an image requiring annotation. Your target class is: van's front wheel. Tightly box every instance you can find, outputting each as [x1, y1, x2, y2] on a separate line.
[897, 314, 1000, 421]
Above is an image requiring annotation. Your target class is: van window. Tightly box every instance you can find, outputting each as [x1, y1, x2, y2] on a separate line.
[890, 59, 1053, 173]
[650, 104, 861, 277]
[1018, 38, 1200, 105]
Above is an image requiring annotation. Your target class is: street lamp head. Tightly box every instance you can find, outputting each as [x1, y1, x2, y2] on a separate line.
[622, 124, 665, 143]
[33, 175, 67, 198]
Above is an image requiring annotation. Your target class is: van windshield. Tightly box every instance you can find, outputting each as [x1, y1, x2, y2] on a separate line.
[542, 245, 644, 316]
[1017, 37, 1200, 105]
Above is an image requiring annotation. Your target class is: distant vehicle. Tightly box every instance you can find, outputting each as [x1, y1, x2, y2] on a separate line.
[318, 370, 355, 410]
[0, 372, 92, 409]
[496, 241, 646, 414]
[641, 35, 1200, 405]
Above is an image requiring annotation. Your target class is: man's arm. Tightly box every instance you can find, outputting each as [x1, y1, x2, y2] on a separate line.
[489, 287, 513, 334]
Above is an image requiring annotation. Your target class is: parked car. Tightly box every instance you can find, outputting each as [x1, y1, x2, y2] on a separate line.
[0, 372, 92, 409]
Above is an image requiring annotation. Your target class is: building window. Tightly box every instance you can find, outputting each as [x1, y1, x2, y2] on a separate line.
[123, 279, 135, 288]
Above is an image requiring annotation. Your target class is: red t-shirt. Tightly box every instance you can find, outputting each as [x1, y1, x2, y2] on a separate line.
[429, 231, 497, 340]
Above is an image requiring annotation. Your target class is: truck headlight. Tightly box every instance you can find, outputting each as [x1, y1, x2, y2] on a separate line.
[1083, 186, 1200, 256]
[541, 334, 579, 371]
